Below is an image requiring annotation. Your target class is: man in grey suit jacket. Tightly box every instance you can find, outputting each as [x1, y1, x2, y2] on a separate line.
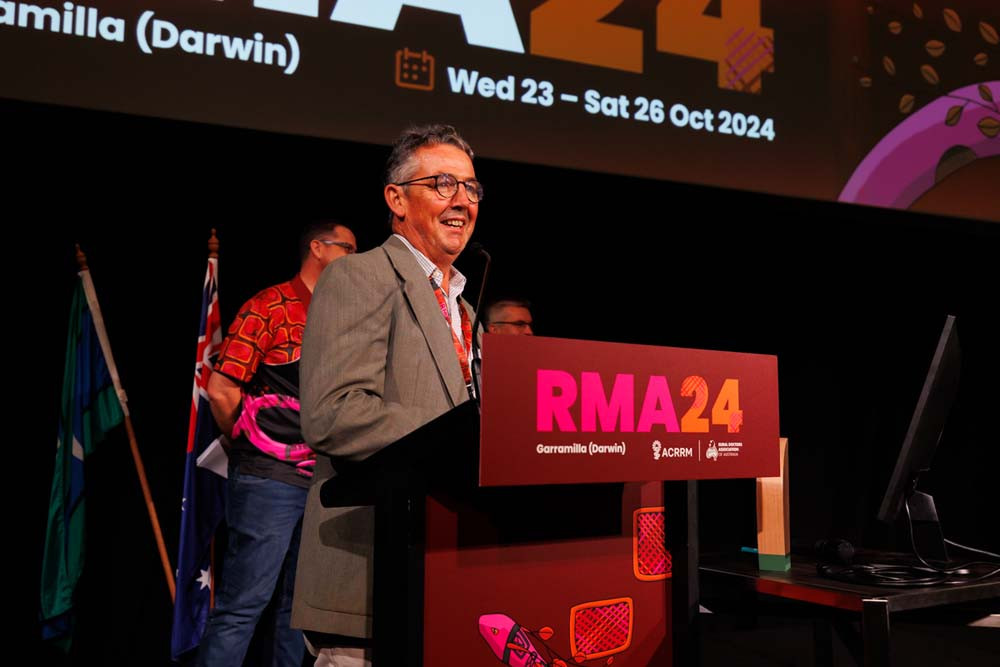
[293, 124, 483, 666]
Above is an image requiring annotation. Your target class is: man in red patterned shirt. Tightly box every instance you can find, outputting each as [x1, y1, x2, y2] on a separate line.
[196, 221, 357, 667]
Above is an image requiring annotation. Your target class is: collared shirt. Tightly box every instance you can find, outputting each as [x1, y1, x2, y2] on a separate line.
[393, 234, 471, 364]
[214, 274, 314, 488]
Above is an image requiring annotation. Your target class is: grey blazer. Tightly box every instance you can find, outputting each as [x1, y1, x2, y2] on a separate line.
[291, 235, 473, 638]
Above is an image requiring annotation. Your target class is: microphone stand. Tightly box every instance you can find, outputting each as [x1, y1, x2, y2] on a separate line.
[467, 243, 491, 409]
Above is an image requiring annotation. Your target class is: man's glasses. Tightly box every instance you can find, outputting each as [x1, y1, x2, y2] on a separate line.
[394, 173, 484, 203]
[491, 321, 533, 329]
[318, 239, 356, 253]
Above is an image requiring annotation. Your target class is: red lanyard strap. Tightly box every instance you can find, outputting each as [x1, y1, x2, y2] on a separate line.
[430, 278, 473, 385]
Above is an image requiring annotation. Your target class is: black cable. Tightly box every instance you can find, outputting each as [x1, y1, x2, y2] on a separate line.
[946, 566, 1000, 585]
[902, 503, 996, 574]
[820, 562, 1000, 587]
[819, 503, 1000, 587]
[818, 562, 946, 587]
[944, 539, 1000, 561]
[901, 502, 1000, 584]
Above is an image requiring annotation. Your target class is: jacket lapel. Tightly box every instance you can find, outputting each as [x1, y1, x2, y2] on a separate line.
[382, 236, 467, 407]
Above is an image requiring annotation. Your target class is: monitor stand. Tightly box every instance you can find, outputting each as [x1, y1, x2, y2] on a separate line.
[906, 490, 949, 563]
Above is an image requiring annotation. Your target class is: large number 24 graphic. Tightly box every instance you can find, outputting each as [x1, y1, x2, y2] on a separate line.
[680, 376, 743, 433]
[531, 0, 774, 93]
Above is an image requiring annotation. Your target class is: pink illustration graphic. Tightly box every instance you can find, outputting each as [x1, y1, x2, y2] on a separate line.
[478, 614, 551, 666]
[840, 81, 999, 208]
[479, 605, 635, 667]
[233, 394, 312, 464]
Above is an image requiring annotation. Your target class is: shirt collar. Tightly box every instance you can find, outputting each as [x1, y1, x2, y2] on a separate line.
[393, 233, 467, 295]
[290, 273, 312, 309]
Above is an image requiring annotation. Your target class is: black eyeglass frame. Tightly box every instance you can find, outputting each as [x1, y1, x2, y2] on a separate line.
[394, 172, 484, 203]
[490, 320, 533, 328]
[317, 239, 357, 253]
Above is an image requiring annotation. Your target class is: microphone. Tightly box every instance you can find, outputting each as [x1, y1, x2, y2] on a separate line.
[466, 242, 491, 406]
[814, 538, 855, 565]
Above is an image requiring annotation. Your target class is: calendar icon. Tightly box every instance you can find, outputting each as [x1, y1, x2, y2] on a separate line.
[395, 48, 435, 91]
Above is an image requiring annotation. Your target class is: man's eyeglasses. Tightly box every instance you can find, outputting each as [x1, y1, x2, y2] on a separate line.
[394, 173, 484, 203]
[491, 321, 533, 329]
[318, 239, 356, 253]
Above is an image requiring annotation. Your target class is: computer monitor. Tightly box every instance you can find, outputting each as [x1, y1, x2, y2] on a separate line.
[876, 314, 960, 562]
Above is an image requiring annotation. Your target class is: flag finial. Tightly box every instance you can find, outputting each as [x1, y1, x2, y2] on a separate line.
[208, 229, 219, 259]
[75, 244, 89, 271]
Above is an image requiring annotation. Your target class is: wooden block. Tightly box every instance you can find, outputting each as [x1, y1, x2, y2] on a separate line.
[756, 437, 790, 571]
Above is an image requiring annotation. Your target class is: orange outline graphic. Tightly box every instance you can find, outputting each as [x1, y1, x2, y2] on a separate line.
[568, 597, 634, 661]
[633, 506, 671, 581]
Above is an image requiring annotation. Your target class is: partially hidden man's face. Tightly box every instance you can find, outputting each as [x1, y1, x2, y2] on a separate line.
[487, 305, 533, 335]
[315, 226, 357, 269]
[387, 143, 478, 270]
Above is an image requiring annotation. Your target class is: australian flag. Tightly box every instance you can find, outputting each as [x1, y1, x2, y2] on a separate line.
[171, 254, 227, 659]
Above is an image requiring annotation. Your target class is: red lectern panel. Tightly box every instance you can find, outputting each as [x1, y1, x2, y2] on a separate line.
[424, 482, 670, 667]
[481, 335, 779, 485]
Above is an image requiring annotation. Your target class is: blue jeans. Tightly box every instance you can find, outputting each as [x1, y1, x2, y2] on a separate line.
[196, 466, 308, 667]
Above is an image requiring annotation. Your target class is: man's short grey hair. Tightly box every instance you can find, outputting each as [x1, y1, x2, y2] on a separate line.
[384, 124, 475, 186]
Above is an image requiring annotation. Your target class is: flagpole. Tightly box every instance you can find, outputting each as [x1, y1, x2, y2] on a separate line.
[75, 245, 177, 602]
[171, 229, 229, 657]
[207, 228, 219, 615]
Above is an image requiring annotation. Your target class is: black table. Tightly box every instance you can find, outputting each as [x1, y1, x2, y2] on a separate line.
[699, 553, 1000, 666]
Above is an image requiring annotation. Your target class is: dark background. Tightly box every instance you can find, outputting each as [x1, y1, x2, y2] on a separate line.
[7, 96, 998, 665]
[2, 1, 997, 218]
